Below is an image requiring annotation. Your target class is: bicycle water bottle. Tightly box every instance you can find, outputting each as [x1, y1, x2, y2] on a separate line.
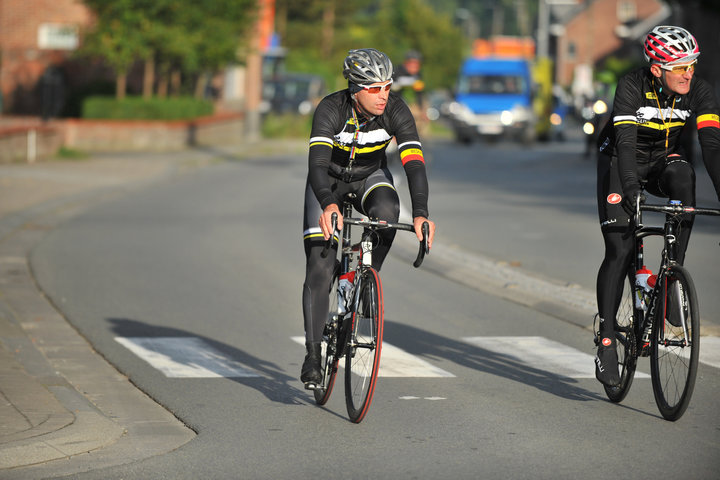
[635, 266, 653, 311]
[337, 271, 355, 315]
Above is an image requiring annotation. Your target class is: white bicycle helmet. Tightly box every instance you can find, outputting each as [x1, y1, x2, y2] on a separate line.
[644, 25, 699, 65]
[343, 48, 393, 85]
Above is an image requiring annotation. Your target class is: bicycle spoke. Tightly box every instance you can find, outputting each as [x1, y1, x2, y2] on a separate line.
[345, 268, 383, 423]
[604, 276, 638, 402]
[651, 266, 699, 421]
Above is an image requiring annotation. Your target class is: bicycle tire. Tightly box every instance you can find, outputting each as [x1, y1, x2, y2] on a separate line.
[345, 267, 383, 423]
[650, 264, 699, 421]
[314, 267, 341, 405]
[604, 274, 639, 402]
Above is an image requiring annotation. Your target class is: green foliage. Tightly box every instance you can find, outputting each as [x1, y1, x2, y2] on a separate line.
[280, 0, 466, 93]
[374, 0, 465, 91]
[261, 113, 313, 139]
[56, 146, 90, 160]
[79, 0, 257, 97]
[82, 96, 214, 120]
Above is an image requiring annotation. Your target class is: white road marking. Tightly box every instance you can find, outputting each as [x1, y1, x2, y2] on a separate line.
[115, 337, 260, 378]
[700, 336, 720, 369]
[291, 336, 454, 378]
[462, 336, 651, 379]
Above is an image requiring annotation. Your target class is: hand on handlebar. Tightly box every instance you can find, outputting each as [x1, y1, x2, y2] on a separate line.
[413, 216, 435, 250]
[319, 204, 342, 240]
[622, 189, 645, 216]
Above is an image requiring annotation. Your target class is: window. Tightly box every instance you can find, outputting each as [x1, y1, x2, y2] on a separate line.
[617, 1, 637, 23]
[567, 42, 577, 61]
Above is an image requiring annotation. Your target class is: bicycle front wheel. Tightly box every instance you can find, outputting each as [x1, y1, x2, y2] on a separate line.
[314, 266, 340, 405]
[345, 267, 383, 423]
[604, 274, 639, 403]
[650, 265, 699, 421]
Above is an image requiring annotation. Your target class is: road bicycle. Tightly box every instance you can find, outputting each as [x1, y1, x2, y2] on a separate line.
[597, 196, 720, 421]
[309, 193, 429, 423]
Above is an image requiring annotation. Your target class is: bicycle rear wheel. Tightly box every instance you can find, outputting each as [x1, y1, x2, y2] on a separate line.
[314, 266, 340, 405]
[604, 274, 639, 402]
[650, 265, 699, 421]
[345, 267, 383, 423]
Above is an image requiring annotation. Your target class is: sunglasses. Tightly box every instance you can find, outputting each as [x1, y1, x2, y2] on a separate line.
[360, 80, 393, 93]
[660, 61, 697, 74]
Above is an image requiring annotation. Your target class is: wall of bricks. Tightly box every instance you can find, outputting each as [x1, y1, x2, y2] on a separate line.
[0, 113, 246, 163]
[555, 0, 665, 87]
[0, 0, 95, 114]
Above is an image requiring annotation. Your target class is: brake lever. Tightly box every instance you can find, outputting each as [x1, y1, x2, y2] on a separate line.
[320, 212, 338, 258]
[413, 221, 430, 268]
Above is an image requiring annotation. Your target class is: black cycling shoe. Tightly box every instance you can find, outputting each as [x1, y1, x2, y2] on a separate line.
[595, 337, 621, 387]
[300, 342, 322, 387]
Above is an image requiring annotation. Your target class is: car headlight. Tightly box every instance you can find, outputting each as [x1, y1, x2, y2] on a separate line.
[500, 110, 514, 126]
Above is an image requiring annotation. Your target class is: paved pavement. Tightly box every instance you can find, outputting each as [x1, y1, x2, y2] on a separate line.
[1, 140, 718, 478]
[0, 144, 305, 479]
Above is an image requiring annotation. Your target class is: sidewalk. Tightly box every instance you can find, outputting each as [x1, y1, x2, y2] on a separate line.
[0, 151, 224, 478]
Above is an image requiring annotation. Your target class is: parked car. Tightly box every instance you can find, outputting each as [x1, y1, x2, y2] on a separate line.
[260, 73, 325, 115]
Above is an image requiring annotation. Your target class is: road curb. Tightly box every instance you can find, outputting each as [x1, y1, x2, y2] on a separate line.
[0, 159, 195, 478]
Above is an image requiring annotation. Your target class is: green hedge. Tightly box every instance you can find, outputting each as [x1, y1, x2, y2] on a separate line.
[82, 96, 214, 120]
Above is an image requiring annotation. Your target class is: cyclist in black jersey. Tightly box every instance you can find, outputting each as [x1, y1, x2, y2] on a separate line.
[300, 48, 436, 386]
[595, 26, 720, 386]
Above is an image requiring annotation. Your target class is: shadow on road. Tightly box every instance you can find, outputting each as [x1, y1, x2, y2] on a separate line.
[383, 319, 605, 402]
[107, 317, 310, 407]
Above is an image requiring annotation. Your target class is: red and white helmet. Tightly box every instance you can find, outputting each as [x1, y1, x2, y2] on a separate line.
[644, 26, 699, 65]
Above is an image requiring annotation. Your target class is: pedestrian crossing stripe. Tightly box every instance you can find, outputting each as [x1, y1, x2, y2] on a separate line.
[115, 334, 719, 379]
[699, 336, 720, 369]
[290, 336, 455, 377]
[461, 336, 651, 379]
[115, 337, 261, 378]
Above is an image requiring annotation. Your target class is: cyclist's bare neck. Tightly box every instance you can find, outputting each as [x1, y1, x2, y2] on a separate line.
[351, 95, 375, 122]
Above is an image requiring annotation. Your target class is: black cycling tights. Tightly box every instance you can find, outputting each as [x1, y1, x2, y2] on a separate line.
[302, 186, 399, 343]
[596, 159, 695, 336]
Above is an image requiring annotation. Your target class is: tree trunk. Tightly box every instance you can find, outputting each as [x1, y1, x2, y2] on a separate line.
[157, 61, 170, 98]
[143, 55, 155, 99]
[116, 72, 127, 100]
[170, 70, 182, 97]
[321, 0, 335, 59]
[194, 72, 207, 99]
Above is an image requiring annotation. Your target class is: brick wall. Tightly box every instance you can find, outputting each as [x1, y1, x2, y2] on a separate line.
[0, 0, 95, 114]
[556, 0, 664, 87]
[0, 113, 246, 163]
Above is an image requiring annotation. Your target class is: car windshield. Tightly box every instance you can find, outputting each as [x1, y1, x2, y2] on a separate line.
[458, 74, 526, 95]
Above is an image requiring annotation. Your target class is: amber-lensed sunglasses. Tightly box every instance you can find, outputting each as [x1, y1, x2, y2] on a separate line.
[360, 79, 393, 93]
[660, 61, 697, 74]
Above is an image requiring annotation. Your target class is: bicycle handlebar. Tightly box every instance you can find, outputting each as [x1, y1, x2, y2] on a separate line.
[320, 212, 430, 267]
[641, 203, 720, 216]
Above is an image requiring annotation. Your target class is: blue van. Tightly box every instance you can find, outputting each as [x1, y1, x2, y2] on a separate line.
[449, 57, 536, 143]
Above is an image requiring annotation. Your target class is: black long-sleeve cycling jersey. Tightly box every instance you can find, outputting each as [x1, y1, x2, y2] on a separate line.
[307, 89, 429, 218]
[597, 67, 720, 200]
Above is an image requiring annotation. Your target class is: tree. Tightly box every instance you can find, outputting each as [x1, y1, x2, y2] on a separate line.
[80, 0, 257, 99]
[81, 0, 150, 99]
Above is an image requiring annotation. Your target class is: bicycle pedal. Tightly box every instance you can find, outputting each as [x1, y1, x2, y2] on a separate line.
[303, 382, 319, 391]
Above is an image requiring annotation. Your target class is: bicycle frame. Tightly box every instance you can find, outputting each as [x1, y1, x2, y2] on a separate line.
[314, 194, 429, 422]
[632, 206, 678, 353]
[632, 199, 720, 353]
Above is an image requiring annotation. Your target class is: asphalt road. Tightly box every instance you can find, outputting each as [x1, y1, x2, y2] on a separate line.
[28, 136, 720, 479]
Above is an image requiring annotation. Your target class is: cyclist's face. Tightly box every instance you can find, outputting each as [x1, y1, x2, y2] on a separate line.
[355, 80, 391, 116]
[652, 63, 694, 95]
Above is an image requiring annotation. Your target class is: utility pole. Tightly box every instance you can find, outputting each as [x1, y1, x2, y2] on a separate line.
[245, 0, 275, 141]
